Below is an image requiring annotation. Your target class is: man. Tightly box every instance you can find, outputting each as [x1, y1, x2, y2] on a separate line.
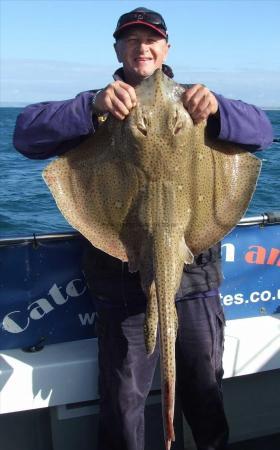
[13, 7, 273, 450]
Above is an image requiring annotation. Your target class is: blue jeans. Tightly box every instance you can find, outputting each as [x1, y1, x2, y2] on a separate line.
[95, 295, 229, 450]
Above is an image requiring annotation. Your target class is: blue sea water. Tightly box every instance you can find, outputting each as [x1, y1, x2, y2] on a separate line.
[0, 107, 279, 238]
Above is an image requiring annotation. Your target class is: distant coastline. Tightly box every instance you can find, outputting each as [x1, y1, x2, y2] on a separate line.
[0, 102, 29, 107]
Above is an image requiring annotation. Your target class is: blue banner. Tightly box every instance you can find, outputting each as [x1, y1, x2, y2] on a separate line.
[0, 237, 96, 350]
[0, 223, 279, 350]
[221, 224, 280, 319]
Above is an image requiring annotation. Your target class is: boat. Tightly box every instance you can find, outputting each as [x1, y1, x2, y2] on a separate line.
[0, 212, 279, 449]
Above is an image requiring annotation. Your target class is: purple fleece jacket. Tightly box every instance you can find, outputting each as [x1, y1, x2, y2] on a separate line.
[13, 82, 273, 160]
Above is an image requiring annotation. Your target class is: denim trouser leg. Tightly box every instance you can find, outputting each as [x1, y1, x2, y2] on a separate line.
[175, 296, 229, 450]
[96, 309, 159, 450]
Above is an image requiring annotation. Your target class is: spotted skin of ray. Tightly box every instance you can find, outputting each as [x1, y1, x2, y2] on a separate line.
[43, 69, 261, 449]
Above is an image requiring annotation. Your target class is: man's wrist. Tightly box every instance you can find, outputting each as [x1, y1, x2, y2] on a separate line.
[91, 90, 108, 124]
[91, 90, 103, 114]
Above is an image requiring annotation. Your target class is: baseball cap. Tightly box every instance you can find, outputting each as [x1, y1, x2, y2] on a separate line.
[113, 7, 168, 40]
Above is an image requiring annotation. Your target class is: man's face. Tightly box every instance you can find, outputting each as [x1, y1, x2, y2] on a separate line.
[114, 26, 170, 86]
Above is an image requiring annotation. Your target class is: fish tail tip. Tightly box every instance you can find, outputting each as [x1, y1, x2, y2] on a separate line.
[165, 437, 175, 450]
[144, 331, 157, 355]
[165, 426, 175, 450]
[165, 440, 171, 450]
[145, 341, 156, 355]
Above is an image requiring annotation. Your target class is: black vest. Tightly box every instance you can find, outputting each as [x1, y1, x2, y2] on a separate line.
[83, 242, 222, 305]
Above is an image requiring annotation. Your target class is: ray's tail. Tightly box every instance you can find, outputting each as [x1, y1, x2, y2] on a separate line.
[153, 229, 191, 449]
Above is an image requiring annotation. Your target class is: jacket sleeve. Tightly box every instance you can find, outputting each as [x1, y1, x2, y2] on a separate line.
[207, 94, 273, 151]
[14, 89, 274, 160]
[13, 91, 98, 160]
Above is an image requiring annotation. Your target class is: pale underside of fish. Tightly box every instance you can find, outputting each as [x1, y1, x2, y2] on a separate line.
[43, 69, 261, 450]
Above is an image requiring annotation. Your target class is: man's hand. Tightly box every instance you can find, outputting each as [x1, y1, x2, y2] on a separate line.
[182, 84, 218, 124]
[93, 80, 137, 120]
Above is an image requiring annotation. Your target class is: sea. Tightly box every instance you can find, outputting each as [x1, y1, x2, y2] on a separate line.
[0, 107, 279, 238]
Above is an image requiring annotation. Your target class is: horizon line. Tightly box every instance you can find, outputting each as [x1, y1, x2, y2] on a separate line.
[1, 102, 280, 111]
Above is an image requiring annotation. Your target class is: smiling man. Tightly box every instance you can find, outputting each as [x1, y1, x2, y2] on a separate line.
[93, 9, 219, 124]
[115, 27, 169, 83]
[13, 6, 273, 450]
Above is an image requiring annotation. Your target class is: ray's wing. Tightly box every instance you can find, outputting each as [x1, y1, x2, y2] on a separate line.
[43, 123, 139, 261]
[182, 123, 261, 255]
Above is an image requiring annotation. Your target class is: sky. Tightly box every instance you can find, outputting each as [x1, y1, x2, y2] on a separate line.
[1, 0, 280, 107]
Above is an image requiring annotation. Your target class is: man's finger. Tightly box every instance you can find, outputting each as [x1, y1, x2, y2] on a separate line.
[185, 87, 208, 114]
[111, 95, 130, 117]
[125, 84, 137, 106]
[184, 84, 203, 102]
[193, 106, 213, 124]
[191, 96, 211, 119]
[111, 110, 126, 120]
[115, 81, 137, 106]
[103, 96, 126, 120]
[95, 81, 137, 115]
[115, 88, 134, 111]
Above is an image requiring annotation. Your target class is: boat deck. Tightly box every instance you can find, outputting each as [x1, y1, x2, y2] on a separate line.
[1, 407, 279, 450]
[228, 432, 280, 450]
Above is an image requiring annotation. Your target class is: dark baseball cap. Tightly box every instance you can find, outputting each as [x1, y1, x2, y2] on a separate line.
[113, 7, 168, 40]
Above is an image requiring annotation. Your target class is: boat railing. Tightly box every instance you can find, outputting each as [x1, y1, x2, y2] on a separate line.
[0, 211, 279, 246]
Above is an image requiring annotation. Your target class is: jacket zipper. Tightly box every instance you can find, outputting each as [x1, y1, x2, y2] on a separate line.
[121, 261, 128, 308]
